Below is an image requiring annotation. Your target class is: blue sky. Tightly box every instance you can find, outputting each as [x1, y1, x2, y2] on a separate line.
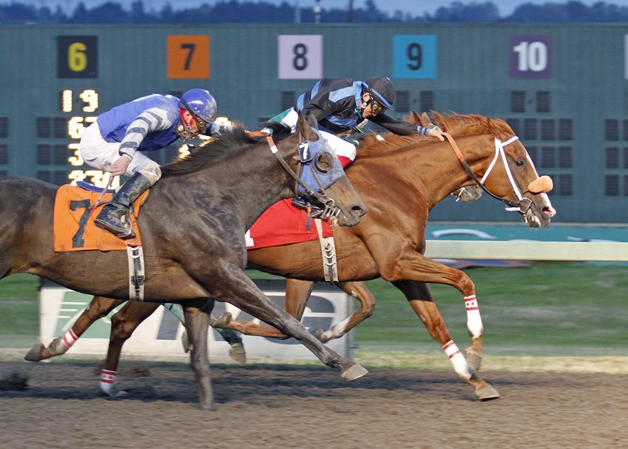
[4, 0, 621, 17]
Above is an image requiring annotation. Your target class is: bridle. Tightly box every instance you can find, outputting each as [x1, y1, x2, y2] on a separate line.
[442, 132, 533, 215]
[265, 135, 341, 220]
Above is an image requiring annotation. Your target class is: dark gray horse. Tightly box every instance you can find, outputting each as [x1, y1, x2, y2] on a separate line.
[0, 113, 367, 410]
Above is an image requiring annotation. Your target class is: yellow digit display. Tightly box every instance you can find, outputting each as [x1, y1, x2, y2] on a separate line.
[67, 43, 88, 72]
[62, 89, 115, 188]
[80, 89, 99, 113]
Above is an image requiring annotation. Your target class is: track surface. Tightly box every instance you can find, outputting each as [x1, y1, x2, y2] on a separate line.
[1, 361, 626, 448]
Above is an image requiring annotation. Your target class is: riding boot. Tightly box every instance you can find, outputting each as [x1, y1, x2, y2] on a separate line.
[94, 173, 151, 239]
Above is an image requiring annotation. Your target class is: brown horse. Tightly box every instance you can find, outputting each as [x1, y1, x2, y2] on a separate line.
[29, 112, 555, 401]
[2, 112, 368, 410]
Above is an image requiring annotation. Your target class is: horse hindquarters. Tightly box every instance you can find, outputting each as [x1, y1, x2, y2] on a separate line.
[0, 180, 55, 279]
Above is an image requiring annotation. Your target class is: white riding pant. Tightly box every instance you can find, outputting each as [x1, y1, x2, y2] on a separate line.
[280, 108, 357, 163]
[80, 122, 161, 184]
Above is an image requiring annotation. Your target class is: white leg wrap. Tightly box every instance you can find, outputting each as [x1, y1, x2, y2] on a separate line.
[464, 295, 484, 338]
[443, 340, 472, 380]
[61, 328, 78, 349]
[99, 369, 128, 398]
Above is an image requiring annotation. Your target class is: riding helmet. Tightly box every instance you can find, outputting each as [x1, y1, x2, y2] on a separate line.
[178, 88, 218, 124]
[363, 77, 395, 110]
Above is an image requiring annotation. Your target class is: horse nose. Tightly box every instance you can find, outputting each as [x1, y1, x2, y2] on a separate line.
[543, 206, 556, 218]
[352, 203, 367, 218]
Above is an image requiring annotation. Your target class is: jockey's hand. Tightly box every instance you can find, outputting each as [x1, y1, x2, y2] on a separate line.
[110, 155, 132, 176]
[428, 127, 445, 141]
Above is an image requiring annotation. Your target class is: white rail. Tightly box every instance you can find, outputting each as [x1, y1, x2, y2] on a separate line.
[424, 241, 628, 262]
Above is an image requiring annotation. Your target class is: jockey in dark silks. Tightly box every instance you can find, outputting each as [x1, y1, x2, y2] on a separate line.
[276, 77, 444, 167]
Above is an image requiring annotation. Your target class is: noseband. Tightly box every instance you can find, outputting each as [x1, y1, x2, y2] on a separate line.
[265, 135, 341, 220]
[443, 132, 532, 215]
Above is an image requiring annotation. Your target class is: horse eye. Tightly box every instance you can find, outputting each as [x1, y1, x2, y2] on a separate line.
[314, 154, 332, 173]
[515, 159, 525, 167]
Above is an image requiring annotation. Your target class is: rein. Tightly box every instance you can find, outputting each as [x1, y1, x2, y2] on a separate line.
[265, 135, 340, 220]
[442, 132, 532, 214]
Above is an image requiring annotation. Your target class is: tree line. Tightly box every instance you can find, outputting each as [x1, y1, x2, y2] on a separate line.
[1, 0, 628, 23]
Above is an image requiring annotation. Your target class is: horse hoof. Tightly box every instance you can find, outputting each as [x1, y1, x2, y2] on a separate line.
[228, 343, 247, 366]
[213, 312, 233, 328]
[341, 363, 368, 381]
[475, 384, 500, 401]
[101, 386, 128, 399]
[465, 347, 483, 371]
[24, 343, 44, 362]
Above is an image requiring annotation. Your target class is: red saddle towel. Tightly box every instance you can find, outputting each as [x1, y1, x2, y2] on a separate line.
[53, 184, 146, 252]
[246, 199, 333, 249]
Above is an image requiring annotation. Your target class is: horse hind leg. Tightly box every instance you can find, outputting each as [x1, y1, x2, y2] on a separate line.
[24, 296, 123, 362]
[314, 281, 376, 343]
[99, 301, 160, 398]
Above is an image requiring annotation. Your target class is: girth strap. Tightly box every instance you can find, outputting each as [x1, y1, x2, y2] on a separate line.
[314, 219, 338, 284]
[126, 244, 145, 301]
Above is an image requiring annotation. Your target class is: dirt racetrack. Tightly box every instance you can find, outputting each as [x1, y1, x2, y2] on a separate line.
[1, 360, 626, 449]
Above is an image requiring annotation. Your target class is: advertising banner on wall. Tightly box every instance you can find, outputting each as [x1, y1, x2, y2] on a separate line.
[39, 279, 352, 362]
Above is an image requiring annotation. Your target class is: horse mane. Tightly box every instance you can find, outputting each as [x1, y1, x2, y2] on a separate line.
[356, 112, 515, 156]
[431, 112, 514, 139]
[161, 127, 252, 177]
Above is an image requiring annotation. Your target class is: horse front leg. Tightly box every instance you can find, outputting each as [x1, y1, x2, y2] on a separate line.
[212, 269, 367, 381]
[213, 278, 315, 340]
[99, 301, 161, 398]
[24, 296, 123, 362]
[381, 251, 486, 368]
[183, 299, 214, 411]
[393, 280, 499, 401]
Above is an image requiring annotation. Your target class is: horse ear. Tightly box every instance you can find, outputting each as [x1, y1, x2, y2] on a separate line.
[420, 112, 431, 127]
[298, 111, 318, 141]
[410, 111, 421, 124]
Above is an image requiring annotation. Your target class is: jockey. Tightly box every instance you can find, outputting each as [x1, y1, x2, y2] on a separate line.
[80, 88, 223, 238]
[277, 77, 445, 167]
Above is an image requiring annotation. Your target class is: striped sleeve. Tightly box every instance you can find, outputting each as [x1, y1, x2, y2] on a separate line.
[118, 107, 175, 158]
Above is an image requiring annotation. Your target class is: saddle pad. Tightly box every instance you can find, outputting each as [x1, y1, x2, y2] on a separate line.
[53, 184, 146, 252]
[246, 199, 333, 250]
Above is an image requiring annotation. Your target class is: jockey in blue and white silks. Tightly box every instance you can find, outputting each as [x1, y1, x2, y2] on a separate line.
[80, 88, 220, 238]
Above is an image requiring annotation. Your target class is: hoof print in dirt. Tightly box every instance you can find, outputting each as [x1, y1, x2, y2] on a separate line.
[0, 371, 29, 391]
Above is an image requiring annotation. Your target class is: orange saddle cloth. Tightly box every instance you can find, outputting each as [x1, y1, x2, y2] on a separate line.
[53, 184, 147, 252]
[246, 199, 333, 250]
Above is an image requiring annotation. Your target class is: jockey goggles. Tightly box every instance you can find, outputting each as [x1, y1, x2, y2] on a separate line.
[364, 97, 385, 115]
[179, 98, 208, 135]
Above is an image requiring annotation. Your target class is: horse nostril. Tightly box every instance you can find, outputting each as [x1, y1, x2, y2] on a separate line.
[352, 205, 367, 217]
[543, 206, 556, 217]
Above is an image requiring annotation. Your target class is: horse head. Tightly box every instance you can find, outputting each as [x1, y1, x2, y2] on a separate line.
[275, 112, 367, 226]
[432, 112, 556, 228]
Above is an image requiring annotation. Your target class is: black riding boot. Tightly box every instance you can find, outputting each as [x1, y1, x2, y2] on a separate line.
[94, 173, 152, 239]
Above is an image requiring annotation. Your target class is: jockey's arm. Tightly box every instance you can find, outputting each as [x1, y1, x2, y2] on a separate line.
[372, 113, 444, 140]
[118, 107, 174, 160]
